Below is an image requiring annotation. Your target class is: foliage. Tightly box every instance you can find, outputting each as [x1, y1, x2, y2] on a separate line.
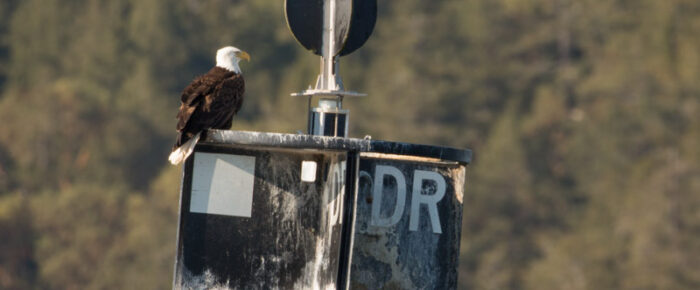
[0, 0, 698, 289]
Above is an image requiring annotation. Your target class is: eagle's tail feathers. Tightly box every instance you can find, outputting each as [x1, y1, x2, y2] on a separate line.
[168, 132, 201, 165]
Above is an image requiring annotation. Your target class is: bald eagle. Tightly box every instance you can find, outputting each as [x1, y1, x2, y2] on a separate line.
[168, 46, 250, 165]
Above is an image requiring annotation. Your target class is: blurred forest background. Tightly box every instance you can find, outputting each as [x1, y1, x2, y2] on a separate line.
[0, 0, 699, 289]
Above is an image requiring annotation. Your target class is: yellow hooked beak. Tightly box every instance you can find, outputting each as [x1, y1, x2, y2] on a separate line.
[236, 50, 251, 62]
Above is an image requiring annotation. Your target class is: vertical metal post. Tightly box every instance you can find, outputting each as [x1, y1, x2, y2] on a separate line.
[290, 0, 366, 137]
[321, 0, 337, 91]
[337, 150, 359, 290]
[307, 0, 344, 137]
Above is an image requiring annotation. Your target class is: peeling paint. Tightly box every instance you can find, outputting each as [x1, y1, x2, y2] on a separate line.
[204, 129, 471, 165]
[350, 157, 465, 289]
[173, 130, 470, 289]
[448, 166, 466, 204]
[178, 268, 234, 290]
[173, 145, 347, 289]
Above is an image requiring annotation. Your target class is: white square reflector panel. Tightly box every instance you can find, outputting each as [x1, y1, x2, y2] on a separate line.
[301, 160, 317, 182]
[190, 152, 256, 217]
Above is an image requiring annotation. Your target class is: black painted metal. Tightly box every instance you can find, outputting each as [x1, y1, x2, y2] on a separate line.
[285, 0, 352, 56]
[173, 130, 471, 289]
[339, 0, 377, 56]
[350, 155, 465, 289]
[334, 0, 352, 55]
[336, 151, 359, 289]
[285, 0, 377, 57]
[311, 112, 347, 137]
[285, 0, 323, 55]
[337, 114, 347, 137]
[173, 144, 348, 289]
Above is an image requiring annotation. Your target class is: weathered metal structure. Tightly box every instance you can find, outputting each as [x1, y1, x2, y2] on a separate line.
[351, 155, 467, 289]
[172, 131, 470, 289]
[287, 0, 375, 137]
[173, 132, 350, 289]
[172, 0, 471, 289]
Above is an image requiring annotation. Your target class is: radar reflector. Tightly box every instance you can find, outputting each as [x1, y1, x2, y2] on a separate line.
[285, 0, 378, 137]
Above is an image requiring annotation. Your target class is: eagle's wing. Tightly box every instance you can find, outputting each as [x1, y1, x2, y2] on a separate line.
[176, 76, 217, 132]
[208, 74, 245, 129]
[173, 73, 244, 149]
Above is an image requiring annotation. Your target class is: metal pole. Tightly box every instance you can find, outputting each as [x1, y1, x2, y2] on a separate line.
[292, 0, 365, 136]
[321, 0, 336, 91]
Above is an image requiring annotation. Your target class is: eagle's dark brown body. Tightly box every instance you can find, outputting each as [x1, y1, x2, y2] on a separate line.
[173, 66, 245, 149]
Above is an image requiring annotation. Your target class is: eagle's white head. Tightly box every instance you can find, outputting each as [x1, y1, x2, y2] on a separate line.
[216, 46, 250, 74]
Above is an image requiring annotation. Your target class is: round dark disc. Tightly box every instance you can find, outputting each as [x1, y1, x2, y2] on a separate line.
[339, 0, 377, 56]
[285, 0, 352, 56]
